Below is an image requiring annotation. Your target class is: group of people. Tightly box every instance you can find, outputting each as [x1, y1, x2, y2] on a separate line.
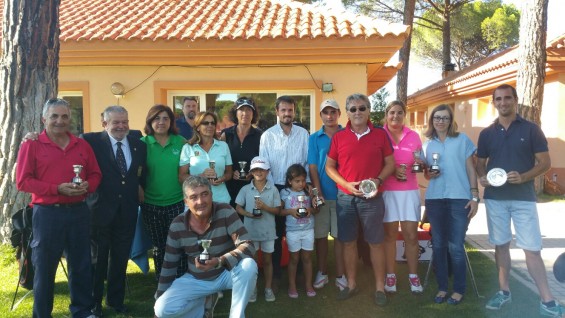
[14, 84, 563, 318]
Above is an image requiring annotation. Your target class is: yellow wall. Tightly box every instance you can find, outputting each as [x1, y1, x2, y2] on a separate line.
[59, 64, 368, 133]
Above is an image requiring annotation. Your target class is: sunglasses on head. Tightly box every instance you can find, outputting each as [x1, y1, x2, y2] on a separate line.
[201, 120, 216, 126]
[348, 106, 367, 113]
[236, 99, 254, 106]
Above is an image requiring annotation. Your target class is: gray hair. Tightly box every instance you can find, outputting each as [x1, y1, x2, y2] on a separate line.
[182, 175, 212, 198]
[103, 105, 128, 121]
[42, 98, 70, 119]
[345, 93, 370, 111]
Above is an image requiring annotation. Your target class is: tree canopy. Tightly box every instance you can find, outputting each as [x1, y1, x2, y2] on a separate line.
[412, 0, 519, 69]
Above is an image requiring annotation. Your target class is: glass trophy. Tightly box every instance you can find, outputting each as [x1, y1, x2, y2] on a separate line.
[238, 161, 247, 180]
[72, 165, 83, 185]
[199, 239, 212, 264]
[359, 179, 378, 198]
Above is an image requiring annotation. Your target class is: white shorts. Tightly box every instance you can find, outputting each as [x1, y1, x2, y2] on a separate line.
[252, 239, 275, 253]
[286, 229, 314, 252]
[383, 190, 421, 223]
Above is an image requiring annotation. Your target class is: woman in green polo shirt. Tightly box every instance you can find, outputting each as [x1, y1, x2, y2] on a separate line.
[140, 104, 186, 279]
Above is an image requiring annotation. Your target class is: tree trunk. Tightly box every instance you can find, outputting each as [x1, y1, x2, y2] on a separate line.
[516, 0, 548, 125]
[515, 0, 548, 195]
[0, 1, 60, 242]
[441, 0, 452, 70]
[396, 0, 416, 104]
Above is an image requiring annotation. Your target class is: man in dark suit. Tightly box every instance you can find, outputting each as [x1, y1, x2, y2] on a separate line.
[83, 106, 147, 317]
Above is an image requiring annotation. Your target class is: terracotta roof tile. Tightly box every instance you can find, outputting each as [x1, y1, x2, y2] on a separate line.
[0, 0, 408, 43]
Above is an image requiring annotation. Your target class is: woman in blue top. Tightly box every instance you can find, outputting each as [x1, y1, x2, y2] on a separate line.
[423, 104, 479, 305]
[179, 112, 233, 203]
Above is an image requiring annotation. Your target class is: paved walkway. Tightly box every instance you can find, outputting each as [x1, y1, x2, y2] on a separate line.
[465, 201, 565, 305]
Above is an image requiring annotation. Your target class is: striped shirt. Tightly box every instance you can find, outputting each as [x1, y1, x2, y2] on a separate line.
[259, 123, 310, 185]
[156, 202, 255, 297]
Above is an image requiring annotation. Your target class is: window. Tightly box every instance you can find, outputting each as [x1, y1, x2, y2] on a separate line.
[58, 91, 84, 136]
[169, 91, 313, 132]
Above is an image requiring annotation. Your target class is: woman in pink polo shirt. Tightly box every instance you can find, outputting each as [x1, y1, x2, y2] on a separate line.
[381, 100, 424, 294]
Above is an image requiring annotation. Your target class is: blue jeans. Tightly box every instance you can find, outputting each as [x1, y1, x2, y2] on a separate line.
[31, 203, 93, 318]
[425, 199, 469, 294]
[154, 258, 258, 318]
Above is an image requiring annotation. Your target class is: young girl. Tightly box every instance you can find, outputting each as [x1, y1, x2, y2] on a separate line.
[280, 164, 316, 298]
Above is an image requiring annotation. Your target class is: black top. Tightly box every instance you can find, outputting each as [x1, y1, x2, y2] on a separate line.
[222, 125, 263, 208]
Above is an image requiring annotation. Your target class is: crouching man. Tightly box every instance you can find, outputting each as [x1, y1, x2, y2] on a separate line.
[154, 175, 257, 318]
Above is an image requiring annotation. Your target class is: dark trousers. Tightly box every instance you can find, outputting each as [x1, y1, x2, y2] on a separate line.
[91, 205, 137, 307]
[273, 184, 287, 278]
[32, 203, 93, 318]
[141, 201, 187, 279]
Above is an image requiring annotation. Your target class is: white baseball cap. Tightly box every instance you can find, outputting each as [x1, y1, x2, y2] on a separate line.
[320, 99, 339, 111]
[250, 156, 270, 171]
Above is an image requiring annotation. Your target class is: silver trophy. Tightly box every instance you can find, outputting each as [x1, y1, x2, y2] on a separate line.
[72, 165, 83, 185]
[199, 239, 212, 264]
[397, 164, 407, 182]
[208, 160, 217, 181]
[296, 195, 308, 218]
[238, 161, 247, 180]
[311, 188, 324, 207]
[359, 179, 378, 198]
[252, 195, 263, 217]
[411, 150, 423, 173]
[429, 153, 440, 173]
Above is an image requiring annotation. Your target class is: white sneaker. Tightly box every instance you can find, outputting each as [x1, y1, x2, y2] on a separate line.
[335, 275, 348, 291]
[313, 271, 329, 289]
[264, 288, 276, 302]
[384, 274, 397, 293]
[409, 275, 423, 293]
[249, 287, 257, 303]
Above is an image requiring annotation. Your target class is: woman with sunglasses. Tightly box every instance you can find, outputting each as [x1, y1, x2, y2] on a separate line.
[220, 97, 263, 211]
[141, 104, 187, 279]
[179, 111, 233, 203]
[423, 104, 479, 305]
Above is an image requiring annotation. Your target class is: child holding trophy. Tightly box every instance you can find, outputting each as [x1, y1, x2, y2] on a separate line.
[280, 164, 316, 298]
[235, 156, 281, 302]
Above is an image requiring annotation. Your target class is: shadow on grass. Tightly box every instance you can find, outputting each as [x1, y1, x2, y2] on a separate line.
[0, 241, 546, 318]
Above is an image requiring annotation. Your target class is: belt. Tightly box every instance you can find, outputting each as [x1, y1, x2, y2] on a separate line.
[39, 201, 86, 208]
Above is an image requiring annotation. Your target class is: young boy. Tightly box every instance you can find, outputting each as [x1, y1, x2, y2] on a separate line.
[236, 156, 281, 302]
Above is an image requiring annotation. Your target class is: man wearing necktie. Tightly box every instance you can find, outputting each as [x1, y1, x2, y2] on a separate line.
[83, 106, 147, 317]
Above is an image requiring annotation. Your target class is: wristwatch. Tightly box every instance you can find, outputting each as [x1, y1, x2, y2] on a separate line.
[472, 196, 480, 203]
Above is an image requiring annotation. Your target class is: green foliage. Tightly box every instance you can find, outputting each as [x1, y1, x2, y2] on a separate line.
[370, 88, 389, 125]
[413, 0, 519, 69]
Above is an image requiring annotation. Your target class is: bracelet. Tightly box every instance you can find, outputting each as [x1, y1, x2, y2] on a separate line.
[376, 177, 383, 185]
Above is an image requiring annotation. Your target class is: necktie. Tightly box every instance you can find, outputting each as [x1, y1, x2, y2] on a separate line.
[116, 141, 127, 176]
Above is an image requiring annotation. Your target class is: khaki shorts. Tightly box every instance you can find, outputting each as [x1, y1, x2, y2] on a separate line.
[314, 200, 338, 239]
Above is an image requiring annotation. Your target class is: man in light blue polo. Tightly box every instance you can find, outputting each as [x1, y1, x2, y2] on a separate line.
[308, 99, 347, 291]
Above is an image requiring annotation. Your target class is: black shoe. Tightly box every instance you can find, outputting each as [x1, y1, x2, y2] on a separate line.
[92, 303, 103, 317]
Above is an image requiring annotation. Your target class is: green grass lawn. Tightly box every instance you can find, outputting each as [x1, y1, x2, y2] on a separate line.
[0, 240, 544, 318]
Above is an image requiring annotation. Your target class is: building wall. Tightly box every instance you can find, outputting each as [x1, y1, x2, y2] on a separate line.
[59, 63, 368, 133]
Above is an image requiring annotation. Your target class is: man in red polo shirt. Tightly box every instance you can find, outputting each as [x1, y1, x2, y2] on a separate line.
[326, 93, 395, 307]
[16, 98, 101, 318]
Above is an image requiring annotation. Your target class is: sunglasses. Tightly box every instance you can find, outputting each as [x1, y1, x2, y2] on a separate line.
[236, 99, 254, 106]
[348, 106, 367, 113]
[200, 120, 216, 126]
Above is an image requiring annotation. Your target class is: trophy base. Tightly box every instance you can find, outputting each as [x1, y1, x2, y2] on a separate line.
[411, 167, 423, 173]
[252, 209, 263, 217]
[315, 200, 325, 207]
[199, 256, 210, 265]
[297, 208, 307, 218]
[429, 166, 440, 173]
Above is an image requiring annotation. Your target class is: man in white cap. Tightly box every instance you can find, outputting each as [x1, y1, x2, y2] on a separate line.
[308, 99, 347, 291]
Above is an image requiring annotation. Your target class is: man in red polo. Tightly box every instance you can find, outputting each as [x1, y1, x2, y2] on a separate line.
[326, 93, 395, 307]
[17, 98, 101, 318]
